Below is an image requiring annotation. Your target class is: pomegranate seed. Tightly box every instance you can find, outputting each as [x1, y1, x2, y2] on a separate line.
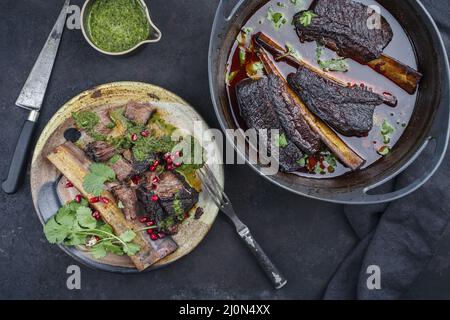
[139, 216, 149, 223]
[152, 176, 159, 184]
[75, 195, 82, 203]
[140, 130, 149, 137]
[184, 213, 190, 219]
[131, 133, 138, 142]
[146, 229, 154, 235]
[65, 181, 74, 188]
[149, 165, 156, 172]
[163, 153, 171, 160]
[175, 162, 182, 168]
[151, 195, 159, 202]
[147, 221, 155, 226]
[152, 183, 158, 190]
[166, 157, 173, 165]
[165, 164, 175, 171]
[152, 160, 159, 167]
[150, 234, 158, 241]
[100, 197, 110, 204]
[92, 211, 101, 221]
[157, 232, 166, 239]
[131, 175, 141, 185]
[89, 197, 100, 204]
[175, 151, 183, 157]
[94, 236, 100, 241]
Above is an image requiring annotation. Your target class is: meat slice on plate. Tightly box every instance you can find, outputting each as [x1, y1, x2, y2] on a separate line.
[287, 65, 384, 137]
[85, 141, 116, 162]
[110, 155, 134, 182]
[236, 75, 320, 172]
[137, 172, 199, 229]
[124, 100, 155, 125]
[293, 0, 393, 63]
[109, 183, 139, 220]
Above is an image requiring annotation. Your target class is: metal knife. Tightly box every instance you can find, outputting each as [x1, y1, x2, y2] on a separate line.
[2, 0, 70, 194]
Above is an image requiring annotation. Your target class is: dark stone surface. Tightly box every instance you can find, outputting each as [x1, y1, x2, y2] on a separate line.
[0, 0, 449, 299]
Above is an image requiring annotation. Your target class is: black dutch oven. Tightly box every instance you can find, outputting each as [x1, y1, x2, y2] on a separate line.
[208, 0, 450, 204]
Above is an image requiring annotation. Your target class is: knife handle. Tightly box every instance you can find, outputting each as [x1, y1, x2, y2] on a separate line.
[2, 114, 38, 194]
[239, 228, 288, 289]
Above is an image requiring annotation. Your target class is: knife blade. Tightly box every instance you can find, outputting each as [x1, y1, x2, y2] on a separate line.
[2, 0, 70, 194]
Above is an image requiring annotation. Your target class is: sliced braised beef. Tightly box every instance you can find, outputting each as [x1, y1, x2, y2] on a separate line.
[267, 75, 321, 154]
[287, 65, 384, 136]
[122, 149, 133, 163]
[293, 0, 393, 63]
[236, 77, 303, 172]
[136, 172, 199, 229]
[95, 108, 115, 136]
[133, 155, 158, 175]
[85, 141, 116, 162]
[110, 155, 134, 182]
[110, 184, 139, 220]
[124, 100, 155, 125]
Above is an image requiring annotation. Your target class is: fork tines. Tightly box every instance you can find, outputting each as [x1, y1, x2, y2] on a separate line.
[197, 166, 229, 207]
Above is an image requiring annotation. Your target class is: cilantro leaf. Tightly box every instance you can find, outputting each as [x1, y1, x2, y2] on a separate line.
[76, 207, 97, 229]
[297, 10, 317, 27]
[267, 7, 287, 30]
[90, 163, 116, 180]
[65, 233, 87, 246]
[123, 243, 140, 256]
[119, 230, 136, 243]
[381, 120, 395, 144]
[276, 133, 289, 148]
[316, 44, 349, 72]
[44, 217, 70, 244]
[82, 174, 106, 197]
[91, 244, 108, 259]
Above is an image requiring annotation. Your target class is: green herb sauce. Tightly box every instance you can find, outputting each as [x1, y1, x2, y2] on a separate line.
[88, 0, 150, 52]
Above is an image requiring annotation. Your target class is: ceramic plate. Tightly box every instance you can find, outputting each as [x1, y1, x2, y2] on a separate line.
[30, 81, 223, 273]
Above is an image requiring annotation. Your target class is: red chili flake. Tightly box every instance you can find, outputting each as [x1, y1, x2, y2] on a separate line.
[75, 195, 83, 203]
[140, 130, 150, 137]
[89, 197, 100, 204]
[151, 195, 159, 202]
[131, 133, 138, 142]
[65, 181, 74, 188]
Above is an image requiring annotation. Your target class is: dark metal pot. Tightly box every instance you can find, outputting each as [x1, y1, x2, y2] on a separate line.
[208, 0, 450, 204]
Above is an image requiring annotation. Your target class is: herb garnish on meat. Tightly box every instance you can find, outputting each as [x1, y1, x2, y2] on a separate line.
[83, 163, 116, 196]
[315, 43, 349, 72]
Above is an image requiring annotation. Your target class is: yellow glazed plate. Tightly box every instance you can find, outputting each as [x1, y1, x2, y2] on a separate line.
[30, 82, 223, 272]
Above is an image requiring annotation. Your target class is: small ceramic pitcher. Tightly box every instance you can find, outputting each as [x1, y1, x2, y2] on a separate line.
[80, 0, 162, 56]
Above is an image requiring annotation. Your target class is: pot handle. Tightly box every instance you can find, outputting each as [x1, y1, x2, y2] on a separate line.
[358, 105, 449, 204]
[218, 0, 246, 21]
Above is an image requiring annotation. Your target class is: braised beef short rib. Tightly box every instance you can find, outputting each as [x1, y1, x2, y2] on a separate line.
[288, 65, 384, 137]
[294, 0, 393, 63]
[236, 75, 320, 172]
[137, 172, 199, 228]
[124, 100, 155, 125]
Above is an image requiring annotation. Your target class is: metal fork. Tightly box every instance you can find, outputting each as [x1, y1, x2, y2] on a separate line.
[198, 166, 287, 289]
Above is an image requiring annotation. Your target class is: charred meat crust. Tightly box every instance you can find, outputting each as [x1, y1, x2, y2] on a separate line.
[294, 0, 393, 63]
[85, 141, 116, 162]
[236, 77, 305, 172]
[137, 172, 199, 229]
[267, 75, 321, 154]
[288, 65, 384, 137]
[124, 100, 155, 125]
